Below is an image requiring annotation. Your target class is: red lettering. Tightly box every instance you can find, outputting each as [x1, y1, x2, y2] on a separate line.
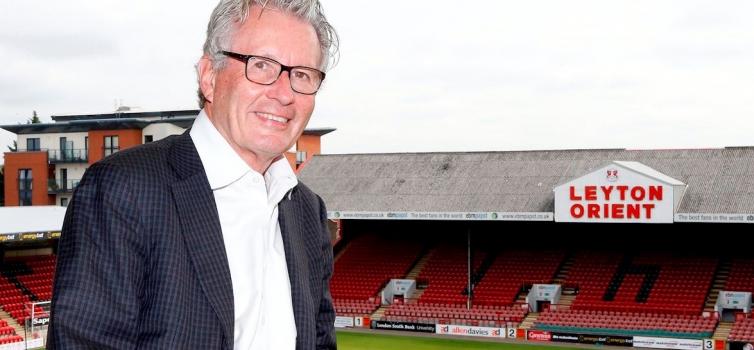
[617, 186, 629, 200]
[571, 204, 584, 218]
[601, 186, 613, 201]
[642, 204, 654, 219]
[631, 187, 645, 201]
[570, 186, 582, 200]
[585, 186, 597, 200]
[612, 204, 625, 219]
[626, 204, 640, 218]
[649, 186, 663, 201]
[587, 204, 600, 218]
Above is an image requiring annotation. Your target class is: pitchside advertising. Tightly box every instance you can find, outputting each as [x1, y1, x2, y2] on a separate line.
[436, 324, 506, 338]
[554, 162, 684, 223]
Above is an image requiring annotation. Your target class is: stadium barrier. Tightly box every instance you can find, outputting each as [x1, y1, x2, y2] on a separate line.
[334, 316, 370, 329]
[633, 336, 704, 350]
[372, 320, 436, 333]
[435, 324, 506, 338]
[729, 342, 754, 350]
[553, 332, 633, 347]
[0, 342, 24, 350]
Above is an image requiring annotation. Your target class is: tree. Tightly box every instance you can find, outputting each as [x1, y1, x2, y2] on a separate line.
[7, 140, 17, 152]
[27, 110, 41, 124]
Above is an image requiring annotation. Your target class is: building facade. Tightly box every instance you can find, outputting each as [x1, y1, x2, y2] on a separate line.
[2, 109, 333, 207]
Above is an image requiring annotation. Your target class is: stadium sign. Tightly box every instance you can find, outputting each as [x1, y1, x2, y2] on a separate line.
[334, 316, 354, 328]
[327, 211, 553, 222]
[0, 231, 59, 243]
[31, 317, 50, 326]
[633, 336, 704, 350]
[550, 332, 633, 347]
[435, 324, 506, 338]
[373, 321, 436, 333]
[675, 213, 754, 224]
[554, 161, 686, 223]
[527, 330, 552, 341]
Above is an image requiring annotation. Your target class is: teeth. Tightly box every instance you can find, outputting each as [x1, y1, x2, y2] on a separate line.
[259, 112, 288, 123]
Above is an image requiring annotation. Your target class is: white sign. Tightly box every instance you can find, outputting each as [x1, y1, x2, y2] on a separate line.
[0, 342, 24, 350]
[676, 213, 754, 224]
[334, 316, 354, 328]
[554, 162, 683, 223]
[328, 211, 553, 222]
[716, 291, 752, 313]
[435, 324, 506, 338]
[633, 336, 703, 350]
[381, 279, 417, 305]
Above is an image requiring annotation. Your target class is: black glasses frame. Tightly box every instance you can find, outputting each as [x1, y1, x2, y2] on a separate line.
[220, 50, 325, 95]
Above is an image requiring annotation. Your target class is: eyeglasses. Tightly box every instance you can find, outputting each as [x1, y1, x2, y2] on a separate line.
[219, 50, 326, 95]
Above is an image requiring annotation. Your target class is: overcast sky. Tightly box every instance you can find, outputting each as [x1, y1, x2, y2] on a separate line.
[1, 1, 753, 164]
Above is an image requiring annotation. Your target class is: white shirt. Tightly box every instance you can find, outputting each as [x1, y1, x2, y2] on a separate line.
[190, 110, 298, 350]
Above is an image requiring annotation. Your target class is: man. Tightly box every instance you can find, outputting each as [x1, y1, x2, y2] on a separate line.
[47, 1, 338, 349]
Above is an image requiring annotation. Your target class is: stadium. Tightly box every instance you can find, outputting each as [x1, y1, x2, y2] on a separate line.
[1, 143, 754, 350]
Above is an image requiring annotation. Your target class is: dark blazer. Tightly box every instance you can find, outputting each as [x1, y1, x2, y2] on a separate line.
[47, 131, 337, 349]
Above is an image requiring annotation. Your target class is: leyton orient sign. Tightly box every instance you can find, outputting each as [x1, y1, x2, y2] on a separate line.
[554, 161, 685, 223]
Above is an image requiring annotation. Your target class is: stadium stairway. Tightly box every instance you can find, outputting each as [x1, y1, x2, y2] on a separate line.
[517, 290, 577, 330]
[713, 321, 734, 340]
[404, 248, 433, 281]
[551, 252, 575, 286]
[332, 239, 352, 263]
[371, 305, 389, 322]
[557, 294, 576, 310]
[704, 259, 731, 312]
[0, 309, 24, 344]
[519, 312, 539, 330]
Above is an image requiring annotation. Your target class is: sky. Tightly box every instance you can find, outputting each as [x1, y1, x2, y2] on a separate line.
[1, 1, 753, 165]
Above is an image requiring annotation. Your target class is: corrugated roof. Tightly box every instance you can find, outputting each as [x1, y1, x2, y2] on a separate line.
[298, 148, 754, 214]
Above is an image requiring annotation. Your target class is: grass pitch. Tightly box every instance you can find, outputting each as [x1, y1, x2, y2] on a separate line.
[337, 331, 583, 350]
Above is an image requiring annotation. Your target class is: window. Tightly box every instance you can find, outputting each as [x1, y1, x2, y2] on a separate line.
[60, 137, 74, 161]
[18, 169, 32, 206]
[61, 198, 69, 207]
[144, 135, 154, 143]
[26, 138, 40, 151]
[104, 136, 119, 157]
[60, 168, 68, 191]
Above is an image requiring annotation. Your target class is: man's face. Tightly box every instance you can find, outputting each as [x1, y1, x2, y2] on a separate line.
[200, 6, 321, 168]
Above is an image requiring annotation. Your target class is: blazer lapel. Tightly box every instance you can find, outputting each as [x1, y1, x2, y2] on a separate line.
[278, 190, 312, 343]
[169, 132, 235, 348]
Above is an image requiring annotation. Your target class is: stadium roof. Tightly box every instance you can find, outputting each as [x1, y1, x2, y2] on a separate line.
[0, 206, 66, 234]
[298, 147, 754, 216]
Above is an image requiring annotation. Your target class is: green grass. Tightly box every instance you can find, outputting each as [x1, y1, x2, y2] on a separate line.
[337, 331, 583, 350]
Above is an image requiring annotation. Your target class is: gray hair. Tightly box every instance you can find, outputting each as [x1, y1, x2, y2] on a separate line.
[197, 0, 339, 108]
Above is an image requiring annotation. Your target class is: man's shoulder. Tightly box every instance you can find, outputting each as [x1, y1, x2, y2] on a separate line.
[292, 181, 327, 214]
[293, 181, 319, 203]
[84, 134, 186, 185]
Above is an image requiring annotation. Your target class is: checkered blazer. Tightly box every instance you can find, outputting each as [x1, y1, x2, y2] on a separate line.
[47, 131, 337, 349]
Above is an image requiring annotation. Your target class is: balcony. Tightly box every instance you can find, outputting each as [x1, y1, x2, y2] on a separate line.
[48, 149, 88, 163]
[48, 179, 81, 194]
[11, 148, 88, 163]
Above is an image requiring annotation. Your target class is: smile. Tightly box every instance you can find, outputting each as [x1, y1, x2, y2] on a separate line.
[257, 112, 289, 124]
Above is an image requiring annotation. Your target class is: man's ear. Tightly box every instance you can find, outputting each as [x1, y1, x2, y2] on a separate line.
[197, 55, 217, 104]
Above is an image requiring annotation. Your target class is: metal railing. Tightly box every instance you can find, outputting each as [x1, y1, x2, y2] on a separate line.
[12, 149, 89, 163]
[47, 179, 81, 193]
[48, 149, 88, 163]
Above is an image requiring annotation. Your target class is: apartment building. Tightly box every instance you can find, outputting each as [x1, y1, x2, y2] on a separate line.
[1, 109, 333, 207]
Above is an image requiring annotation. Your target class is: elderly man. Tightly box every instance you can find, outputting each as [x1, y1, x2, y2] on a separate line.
[47, 1, 339, 349]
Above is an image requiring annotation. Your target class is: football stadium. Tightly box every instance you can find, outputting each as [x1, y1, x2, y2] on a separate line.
[1, 145, 753, 349]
